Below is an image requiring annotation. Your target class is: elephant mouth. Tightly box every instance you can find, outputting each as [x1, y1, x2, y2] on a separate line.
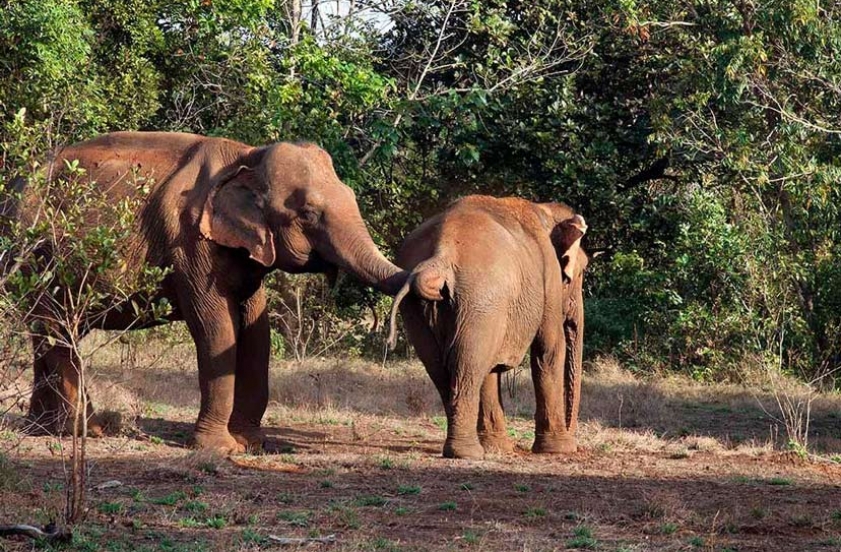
[296, 253, 340, 288]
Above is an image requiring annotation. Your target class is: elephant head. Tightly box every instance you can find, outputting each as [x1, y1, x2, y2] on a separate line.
[551, 213, 587, 284]
[199, 142, 406, 294]
[538, 202, 587, 284]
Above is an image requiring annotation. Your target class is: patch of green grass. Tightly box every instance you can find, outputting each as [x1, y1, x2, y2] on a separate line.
[514, 483, 530, 493]
[431, 416, 448, 431]
[394, 506, 410, 516]
[831, 510, 841, 522]
[768, 477, 793, 486]
[524, 507, 546, 519]
[149, 435, 164, 445]
[751, 507, 767, 519]
[277, 492, 294, 504]
[566, 525, 598, 549]
[462, 530, 480, 545]
[181, 500, 208, 514]
[377, 456, 395, 470]
[277, 510, 311, 527]
[97, 502, 124, 515]
[320, 480, 334, 488]
[177, 517, 202, 528]
[368, 537, 401, 551]
[791, 514, 813, 528]
[688, 536, 704, 547]
[830, 455, 841, 464]
[203, 515, 227, 529]
[397, 485, 421, 495]
[42, 481, 63, 493]
[150, 491, 186, 506]
[356, 495, 388, 507]
[564, 511, 584, 521]
[328, 504, 360, 529]
[129, 488, 145, 501]
[439, 501, 457, 511]
[459, 482, 475, 491]
[239, 528, 267, 545]
[660, 522, 678, 535]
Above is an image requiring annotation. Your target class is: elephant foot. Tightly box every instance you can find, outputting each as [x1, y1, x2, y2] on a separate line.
[228, 424, 265, 453]
[193, 430, 246, 455]
[479, 432, 515, 454]
[443, 438, 485, 460]
[532, 433, 577, 454]
[25, 404, 103, 437]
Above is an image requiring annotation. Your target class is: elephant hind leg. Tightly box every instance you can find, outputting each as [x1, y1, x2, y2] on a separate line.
[442, 317, 508, 460]
[27, 337, 102, 437]
[477, 371, 514, 454]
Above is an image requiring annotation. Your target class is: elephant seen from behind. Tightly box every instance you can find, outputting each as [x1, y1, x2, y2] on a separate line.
[388, 195, 587, 459]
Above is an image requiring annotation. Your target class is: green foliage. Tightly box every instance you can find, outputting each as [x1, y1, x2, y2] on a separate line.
[2, 0, 841, 386]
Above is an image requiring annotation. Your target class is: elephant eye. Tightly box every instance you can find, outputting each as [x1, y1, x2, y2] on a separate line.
[300, 208, 320, 225]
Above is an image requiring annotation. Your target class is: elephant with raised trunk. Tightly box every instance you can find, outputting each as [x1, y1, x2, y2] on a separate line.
[388, 195, 587, 459]
[5, 131, 407, 453]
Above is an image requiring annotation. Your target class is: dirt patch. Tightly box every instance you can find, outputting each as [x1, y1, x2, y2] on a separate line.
[1, 348, 841, 551]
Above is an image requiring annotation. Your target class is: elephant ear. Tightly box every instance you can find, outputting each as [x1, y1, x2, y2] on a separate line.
[199, 150, 276, 267]
[551, 214, 587, 283]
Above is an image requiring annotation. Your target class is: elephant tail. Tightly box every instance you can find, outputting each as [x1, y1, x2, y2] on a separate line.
[386, 259, 453, 350]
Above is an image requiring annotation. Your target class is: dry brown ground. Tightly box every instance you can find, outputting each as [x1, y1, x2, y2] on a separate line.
[1, 330, 840, 551]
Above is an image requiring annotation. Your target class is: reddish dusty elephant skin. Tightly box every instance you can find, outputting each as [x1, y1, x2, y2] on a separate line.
[7, 131, 407, 453]
[388, 196, 587, 459]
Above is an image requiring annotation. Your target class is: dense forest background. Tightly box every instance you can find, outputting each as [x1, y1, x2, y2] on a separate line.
[2, 0, 840, 385]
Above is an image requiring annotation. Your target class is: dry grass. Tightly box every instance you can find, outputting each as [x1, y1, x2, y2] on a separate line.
[2, 329, 840, 459]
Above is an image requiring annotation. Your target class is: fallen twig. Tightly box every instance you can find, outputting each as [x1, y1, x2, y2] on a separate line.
[0, 523, 71, 542]
[268, 533, 337, 546]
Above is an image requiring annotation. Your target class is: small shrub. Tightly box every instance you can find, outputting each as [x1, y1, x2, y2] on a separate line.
[514, 483, 530, 493]
[377, 456, 395, 470]
[688, 536, 704, 547]
[439, 501, 457, 511]
[320, 480, 334, 488]
[397, 485, 421, 495]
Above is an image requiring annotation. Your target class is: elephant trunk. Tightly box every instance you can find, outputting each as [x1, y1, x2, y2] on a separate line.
[321, 217, 408, 297]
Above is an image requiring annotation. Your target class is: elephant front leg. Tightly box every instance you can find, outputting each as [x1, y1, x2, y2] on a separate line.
[477, 371, 514, 453]
[182, 291, 243, 454]
[530, 327, 576, 454]
[228, 287, 270, 452]
[27, 337, 102, 437]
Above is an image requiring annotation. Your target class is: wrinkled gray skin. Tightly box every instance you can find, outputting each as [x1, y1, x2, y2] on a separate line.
[388, 196, 587, 459]
[5, 131, 407, 453]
